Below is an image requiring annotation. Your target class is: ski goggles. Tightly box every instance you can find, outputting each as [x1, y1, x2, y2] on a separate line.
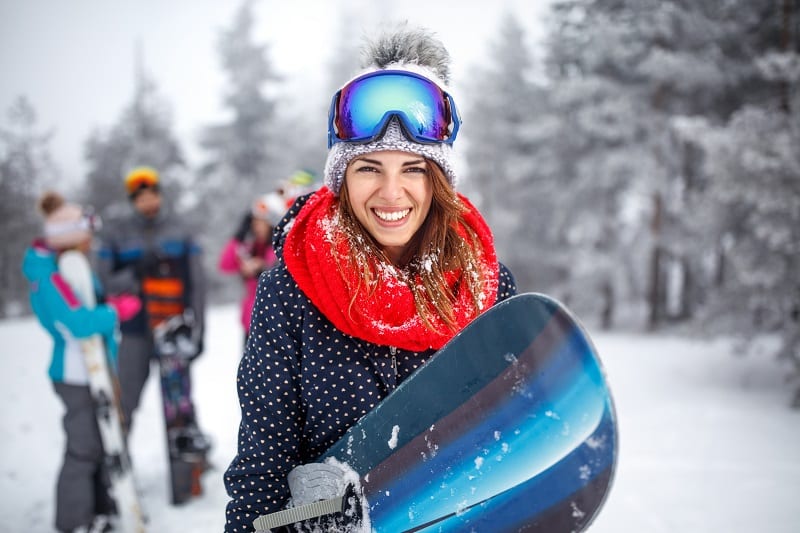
[125, 167, 160, 196]
[327, 70, 461, 148]
[43, 206, 102, 239]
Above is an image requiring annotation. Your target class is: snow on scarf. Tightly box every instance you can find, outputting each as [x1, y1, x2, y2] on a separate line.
[283, 187, 499, 352]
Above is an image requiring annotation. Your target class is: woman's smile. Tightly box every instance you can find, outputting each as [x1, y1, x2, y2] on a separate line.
[373, 207, 412, 223]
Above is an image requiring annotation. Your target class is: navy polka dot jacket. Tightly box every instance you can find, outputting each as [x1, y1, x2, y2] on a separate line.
[223, 194, 517, 532]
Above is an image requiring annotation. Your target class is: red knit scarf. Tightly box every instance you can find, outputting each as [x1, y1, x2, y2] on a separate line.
[283, 188, 499, 352]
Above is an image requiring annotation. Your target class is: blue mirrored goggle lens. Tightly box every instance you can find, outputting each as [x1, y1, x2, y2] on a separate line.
[331, 71, 457, 145]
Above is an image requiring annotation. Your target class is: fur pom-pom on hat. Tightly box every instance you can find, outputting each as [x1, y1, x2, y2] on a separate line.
[324, 24, 458, 195]
[38, 191, 92, 250]
[359, 23, 452, 87]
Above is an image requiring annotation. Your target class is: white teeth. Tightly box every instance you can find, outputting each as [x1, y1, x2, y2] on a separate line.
[374, 209, 410, 222]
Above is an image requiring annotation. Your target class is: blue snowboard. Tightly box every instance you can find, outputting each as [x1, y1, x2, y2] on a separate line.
[261, 292, 617, 532]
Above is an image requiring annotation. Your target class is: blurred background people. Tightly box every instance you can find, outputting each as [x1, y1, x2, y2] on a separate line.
[217, 192, 280, 345]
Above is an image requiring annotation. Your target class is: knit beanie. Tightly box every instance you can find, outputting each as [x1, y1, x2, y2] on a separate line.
[279, 169, 319, 206]
[324, 24, 458, 195]
[38, 191, 92, 250]
[252, 192, 285, 226]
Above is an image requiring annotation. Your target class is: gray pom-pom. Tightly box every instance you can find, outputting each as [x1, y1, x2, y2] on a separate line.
[361, 22, 451, 85]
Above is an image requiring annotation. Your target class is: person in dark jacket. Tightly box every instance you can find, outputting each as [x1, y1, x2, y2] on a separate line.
[223, 25, 517, 532]
[95, 167, 209, 451]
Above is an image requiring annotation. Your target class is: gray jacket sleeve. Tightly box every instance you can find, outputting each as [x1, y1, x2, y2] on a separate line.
[94, 233, 141, 297]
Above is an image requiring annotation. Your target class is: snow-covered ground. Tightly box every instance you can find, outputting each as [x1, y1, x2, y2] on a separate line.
[1, 304, 798, 532]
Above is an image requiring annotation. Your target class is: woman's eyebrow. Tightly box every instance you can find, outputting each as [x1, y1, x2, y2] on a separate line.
[353, 157, 383, 165]
[353, 157, 425, 166]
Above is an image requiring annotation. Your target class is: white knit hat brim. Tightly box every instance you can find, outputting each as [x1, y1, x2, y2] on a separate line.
[44, 204, 91, 249]
[324, 120, 457, 195]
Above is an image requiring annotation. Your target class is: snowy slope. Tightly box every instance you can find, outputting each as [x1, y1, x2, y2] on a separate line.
[1, 304, 798, 532]
[589, 335, 799, 533]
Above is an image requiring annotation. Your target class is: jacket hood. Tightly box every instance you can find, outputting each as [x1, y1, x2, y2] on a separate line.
[22, 240, 58, 283]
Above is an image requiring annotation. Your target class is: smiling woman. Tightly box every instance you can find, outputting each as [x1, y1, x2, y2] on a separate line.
[222, 23, 518, 533]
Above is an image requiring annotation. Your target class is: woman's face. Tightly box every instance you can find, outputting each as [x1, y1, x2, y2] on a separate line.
[251, 217, 272, 242]
[344, 150, 433, 263]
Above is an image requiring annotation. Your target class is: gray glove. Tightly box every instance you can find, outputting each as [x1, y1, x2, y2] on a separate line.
[253, 462, 363, 532]
[287, 463, 347, 506]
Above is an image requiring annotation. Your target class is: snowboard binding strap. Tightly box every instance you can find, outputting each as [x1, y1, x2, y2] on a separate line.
[252, 495, 344, 531]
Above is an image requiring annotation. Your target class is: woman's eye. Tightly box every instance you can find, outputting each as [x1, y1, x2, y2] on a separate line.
[406, 167, 427, 174]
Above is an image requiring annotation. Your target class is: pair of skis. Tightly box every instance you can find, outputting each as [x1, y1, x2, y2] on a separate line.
[59, 251, 146, 533]
[60, 251, 210, 531]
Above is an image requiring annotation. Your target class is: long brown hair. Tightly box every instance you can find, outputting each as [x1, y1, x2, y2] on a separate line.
[336, 160, 487, 332]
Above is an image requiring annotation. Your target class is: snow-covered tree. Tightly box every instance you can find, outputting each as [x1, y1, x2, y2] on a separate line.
[82, 62, 186, 220]
[0, 97, 59, 316]
[538, 0, 800, 399]
[537, 0, 779, 327]
[193, 0, 284, 300]
[197, 0, 279, 198]
[682, 106, 798, 341]
[268, 12, 363, 186]
[462, 13, 552, 292]
[324, 13, 362, 97]
[672, 0, 800, 404]
[538, 0, 669, 326]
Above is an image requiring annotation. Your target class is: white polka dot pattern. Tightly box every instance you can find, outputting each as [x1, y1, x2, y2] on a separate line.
[222, 199, 517, 532]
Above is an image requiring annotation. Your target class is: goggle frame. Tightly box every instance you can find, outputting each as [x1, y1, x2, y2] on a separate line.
[327, 70, 461, 149]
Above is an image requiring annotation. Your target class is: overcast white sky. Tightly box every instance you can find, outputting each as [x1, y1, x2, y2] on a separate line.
[0, 0, 550, 183]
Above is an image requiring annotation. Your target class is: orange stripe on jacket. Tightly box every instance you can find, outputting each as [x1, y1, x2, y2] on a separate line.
[142, 277, 185, 298]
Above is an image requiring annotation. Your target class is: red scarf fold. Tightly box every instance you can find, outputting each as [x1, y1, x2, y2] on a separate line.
[284, 188, 499, 352]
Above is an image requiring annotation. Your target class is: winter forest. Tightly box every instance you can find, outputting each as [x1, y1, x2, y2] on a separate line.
[4, 0, 798, 401]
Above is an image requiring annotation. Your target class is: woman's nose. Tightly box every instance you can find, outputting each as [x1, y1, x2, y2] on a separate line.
[378, 173, 403, 200]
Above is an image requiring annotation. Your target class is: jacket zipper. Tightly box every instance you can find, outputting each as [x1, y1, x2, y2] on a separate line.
[389, 346, 398, 379]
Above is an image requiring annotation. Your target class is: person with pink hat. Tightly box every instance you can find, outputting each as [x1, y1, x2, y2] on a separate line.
[22, 191, 140, 533]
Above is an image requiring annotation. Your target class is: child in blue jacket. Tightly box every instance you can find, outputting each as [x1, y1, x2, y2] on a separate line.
[22, 191, 139, 533]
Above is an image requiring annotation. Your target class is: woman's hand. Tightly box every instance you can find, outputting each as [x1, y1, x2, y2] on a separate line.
[239, 257, 266, 278]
